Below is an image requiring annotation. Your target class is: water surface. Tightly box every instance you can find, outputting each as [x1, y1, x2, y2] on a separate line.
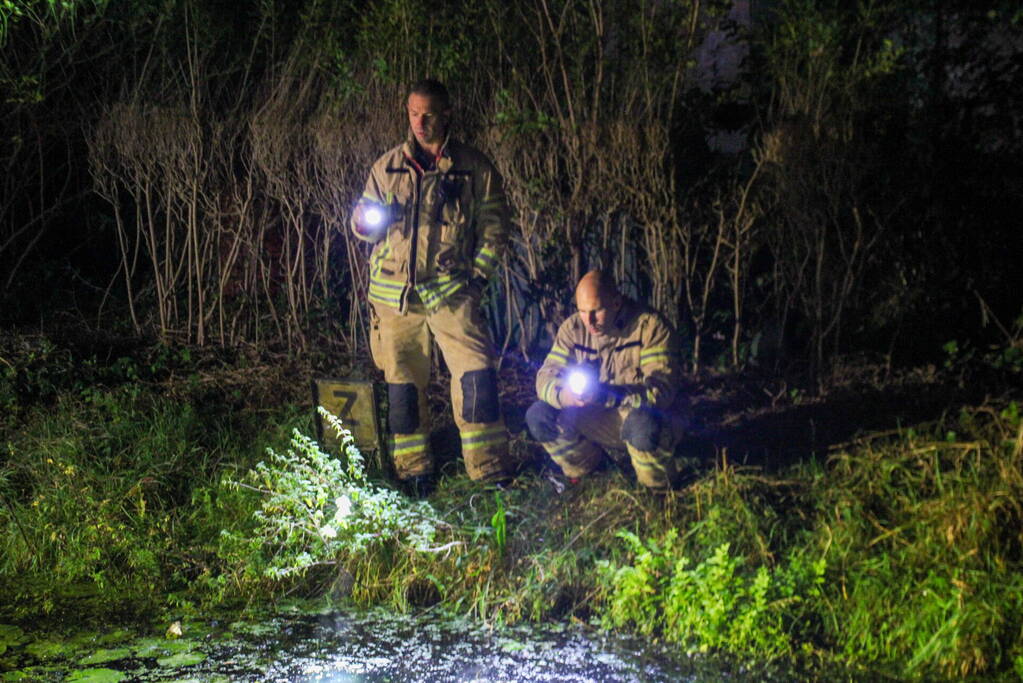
[2, 606, 802, 681]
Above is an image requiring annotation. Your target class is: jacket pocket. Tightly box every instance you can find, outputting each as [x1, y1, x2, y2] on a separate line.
[438, 202, 472, 271]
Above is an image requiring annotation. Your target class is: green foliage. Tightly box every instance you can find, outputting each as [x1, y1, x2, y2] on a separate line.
[598, 529, 676, 636]
[767, 0, 905, 91]
[219, 408, 441, 584]
[0, 368, 305, 615]
[0, 0, 113, 85]
[0, 392, 185, 596]
[0, 334, 71, 420]
[598, 531, 824, 659]
[0, 335, 200, 430]
[942, 339, 969, 369]
[319, 39, 365, 102]
[0, 623, 27, 653]
[490, 491, 506, 557]
[4, 336, 1023, 677]
[986, 311, 1023, 374]
[817, 405, 1023, 677]
[348, 0, 492, 88]
[943, 310, 1023, 375]
[493, 89, 554, 137]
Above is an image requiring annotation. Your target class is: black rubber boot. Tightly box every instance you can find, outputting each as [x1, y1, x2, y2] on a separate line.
[403, 474, 435, 499]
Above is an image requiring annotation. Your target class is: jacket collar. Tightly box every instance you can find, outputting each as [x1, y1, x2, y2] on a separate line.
[607, 297, 638, 338]
[402, 131, 454, 173]
[581, 297, 638, 340]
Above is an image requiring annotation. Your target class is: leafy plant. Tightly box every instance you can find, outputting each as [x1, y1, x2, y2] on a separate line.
[598, 530, 824, 659]
[818, 404, 1023, 677]
[490, 491, 506, 556]
[220, 408, 444, 582]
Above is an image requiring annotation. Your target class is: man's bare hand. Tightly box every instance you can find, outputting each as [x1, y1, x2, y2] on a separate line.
[561, 382, 600, 407]
[560, 390, 589, 408]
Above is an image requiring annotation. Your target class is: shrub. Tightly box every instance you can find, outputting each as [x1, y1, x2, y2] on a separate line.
[597, 529, 825, 659]
[218, 408, 444, 585]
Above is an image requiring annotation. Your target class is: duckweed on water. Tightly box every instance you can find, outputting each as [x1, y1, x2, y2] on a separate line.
[154, 651, 207, 668]
[65, 670, 125, 683]
[1, 607, 720, 681]
[79, 649, 135, 666]
[24, 640, 76, 660]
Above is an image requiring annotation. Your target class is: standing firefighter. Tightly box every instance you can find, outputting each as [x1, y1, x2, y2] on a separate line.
[351, 79, 511, 496]
[526, 271, 687, 492]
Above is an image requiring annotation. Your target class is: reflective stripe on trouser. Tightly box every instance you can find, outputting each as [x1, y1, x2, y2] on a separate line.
[370, 291, 508, 482]
[541, 405, 681, 489]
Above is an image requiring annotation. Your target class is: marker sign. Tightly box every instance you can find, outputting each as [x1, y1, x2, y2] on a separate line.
[312, 378, 381, 453]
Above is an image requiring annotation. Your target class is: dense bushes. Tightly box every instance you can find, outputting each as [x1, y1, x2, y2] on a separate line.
[2, 0, 1021, 375]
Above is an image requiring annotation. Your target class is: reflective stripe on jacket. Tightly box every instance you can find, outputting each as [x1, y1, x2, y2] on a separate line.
[536, 298, 684, 411]
[352, 134, 509, 312]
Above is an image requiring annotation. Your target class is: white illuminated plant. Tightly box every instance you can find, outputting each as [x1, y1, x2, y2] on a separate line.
[224, 408, 446, 580]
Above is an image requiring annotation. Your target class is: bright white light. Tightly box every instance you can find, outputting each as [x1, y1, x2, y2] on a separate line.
[364, 206, 385, 227]
[567, 368, 590, 395]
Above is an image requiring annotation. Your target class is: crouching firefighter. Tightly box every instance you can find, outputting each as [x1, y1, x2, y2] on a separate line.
[350, 79, 512, 496]
[526, 270, 688, 492]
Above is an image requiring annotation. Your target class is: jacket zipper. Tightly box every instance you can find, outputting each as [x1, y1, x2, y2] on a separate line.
[403, 167, 421, 313]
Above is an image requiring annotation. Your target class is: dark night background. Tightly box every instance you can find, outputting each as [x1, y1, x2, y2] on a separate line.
[1, 0, 1020, 375]
[3, 3, 1023, 679]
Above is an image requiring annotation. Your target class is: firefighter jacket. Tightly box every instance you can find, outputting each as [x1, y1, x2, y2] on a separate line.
[536, 298, 683, 412]
[352, 133, 510, 312]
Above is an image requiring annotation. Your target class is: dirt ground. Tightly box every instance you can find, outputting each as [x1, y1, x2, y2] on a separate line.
[6, 321, 1014, 482]
[410, 354, 1012, 482]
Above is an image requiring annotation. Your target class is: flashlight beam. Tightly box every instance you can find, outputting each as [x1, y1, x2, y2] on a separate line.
[364, 206, 385, 227]
[567, 368, 591, 396]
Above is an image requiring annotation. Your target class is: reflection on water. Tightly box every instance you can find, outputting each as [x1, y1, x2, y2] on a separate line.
[4, 607, 805, 681]
[231, 609, 694, 682]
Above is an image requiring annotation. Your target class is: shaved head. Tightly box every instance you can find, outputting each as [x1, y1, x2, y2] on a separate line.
[576, 270, 618, 301]
[575, 270, 622, 336]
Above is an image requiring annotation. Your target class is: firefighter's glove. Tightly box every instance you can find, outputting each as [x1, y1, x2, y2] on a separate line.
[564, 382, 625, 409]
[465, 275, 488, 301]
[595, 383, 627, 409]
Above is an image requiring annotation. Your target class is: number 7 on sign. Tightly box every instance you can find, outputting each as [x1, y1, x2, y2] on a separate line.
[331, 389, 360, 427]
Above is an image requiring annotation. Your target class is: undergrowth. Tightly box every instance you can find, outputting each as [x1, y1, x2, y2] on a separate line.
[815, 402, 1023, 678]
[0, 376, 305, 615]
[598, 532, 825, 659]
[2, 334, 1023, 678]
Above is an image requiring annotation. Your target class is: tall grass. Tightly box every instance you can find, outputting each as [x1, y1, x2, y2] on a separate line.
[201, 403, 1023, 677]
[815, 403, 1023, 677]
[0, 378, 306, 615]
[2, 336, 1022, 676]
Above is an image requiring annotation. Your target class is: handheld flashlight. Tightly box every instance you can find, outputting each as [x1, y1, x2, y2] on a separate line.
[363, 205, 386, 228]
[567, 366, 594, 396]
[357, 199, 402, 238]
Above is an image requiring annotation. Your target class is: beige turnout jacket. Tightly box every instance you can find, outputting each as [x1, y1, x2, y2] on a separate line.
[352, 134, 510, 313]
[536, 298, 683, 411]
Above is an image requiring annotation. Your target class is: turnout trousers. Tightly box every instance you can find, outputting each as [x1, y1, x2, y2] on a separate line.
[369, 291, 509, 482]
[528, 402, 684, 490]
